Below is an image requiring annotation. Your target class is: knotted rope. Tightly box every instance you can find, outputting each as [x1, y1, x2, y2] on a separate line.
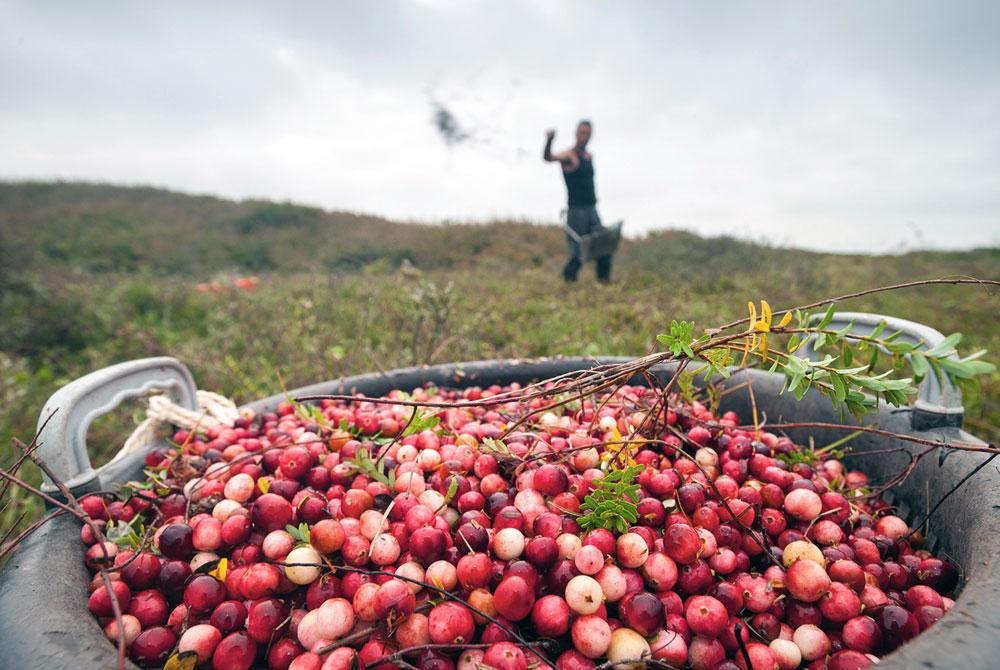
[114, 390, 241, 464]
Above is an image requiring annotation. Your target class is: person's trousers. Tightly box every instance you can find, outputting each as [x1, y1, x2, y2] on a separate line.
[563, 205, 612, 283]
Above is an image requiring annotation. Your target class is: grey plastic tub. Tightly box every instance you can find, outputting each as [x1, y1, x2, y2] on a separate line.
[1, 313, 997, 669]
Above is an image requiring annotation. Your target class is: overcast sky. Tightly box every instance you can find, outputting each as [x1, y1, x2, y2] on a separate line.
[2, 1, 999, 252]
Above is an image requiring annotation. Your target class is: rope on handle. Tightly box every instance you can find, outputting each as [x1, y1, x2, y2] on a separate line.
[113, 390, 240, 465]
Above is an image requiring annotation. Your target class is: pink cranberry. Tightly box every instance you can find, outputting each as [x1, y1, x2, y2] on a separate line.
[428, 602, 475, 644]
[685, 595, 728, 638]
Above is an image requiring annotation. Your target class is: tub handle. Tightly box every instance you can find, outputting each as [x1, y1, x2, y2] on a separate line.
[803, 312, 963, 430]
[35, 357, 198, 498]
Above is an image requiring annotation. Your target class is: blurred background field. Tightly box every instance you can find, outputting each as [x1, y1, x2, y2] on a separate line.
[1, 181, 998, 534]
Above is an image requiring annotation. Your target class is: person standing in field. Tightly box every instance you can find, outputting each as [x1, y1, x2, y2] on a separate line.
[544, 119, 611, 283]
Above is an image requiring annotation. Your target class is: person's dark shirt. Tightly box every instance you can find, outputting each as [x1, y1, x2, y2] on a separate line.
[562, 153, 596, 206]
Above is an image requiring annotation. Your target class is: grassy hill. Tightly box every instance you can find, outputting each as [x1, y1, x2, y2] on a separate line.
[1, 180, 998, 533]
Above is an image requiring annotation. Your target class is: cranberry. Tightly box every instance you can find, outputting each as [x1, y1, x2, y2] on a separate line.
[533, 464, 569, 496]
[212, 631, 258, 670]
[130, 626, 177, 667]
[875, 604, 920, 649]
[531, 594, 571, 637]
[120, 552, 161, 589]
[618, 590, 664, 636]
[88, 581, 131, 617]
[373, 578, 416, 620]
[158, 523, 194, 559]
[483, 641, 528, 670]
[685, 595, 728, 638]
[842, 615, 882, 653]
[428, 602, 475, 644]
[410, 527, 448, 564]
[252, 493, 294, 533]
[247, 598, 290, 643]
[494, 576, 535, 621]
[211, 600, 250, 635]
[127, 588, 169, 627]
[185, 575, 226, 612]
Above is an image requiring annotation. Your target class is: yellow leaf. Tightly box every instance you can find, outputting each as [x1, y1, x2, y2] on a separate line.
[758, 334, 769, 360]
[761, 300, 772, 324]
[257, 477, 270, 494]
[164, 651, 199, 670]
[208, 557, 228, 582]
[747, 301, 757, 329]
[778, 311, 793, 328]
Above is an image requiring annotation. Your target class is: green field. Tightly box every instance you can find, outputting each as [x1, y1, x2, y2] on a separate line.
[1, 181, 998, 534]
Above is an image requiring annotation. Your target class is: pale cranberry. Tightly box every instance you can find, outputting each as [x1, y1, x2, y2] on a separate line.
[607, 627, 652, 670]
[571, 615, 612, 659]
[179, 624, 223, 665]
[792, 624, 831, 661]
[565, 575, 604, 615]
[785, 559, 831, 602]
[103, 614, 142, 647]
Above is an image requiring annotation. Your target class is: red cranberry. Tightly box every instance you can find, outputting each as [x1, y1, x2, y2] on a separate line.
[252, 494, 294, 533]
[212, 631, 258, 670]
[483, 641, 527, 670]
[121, 552, 161, 589]
[428, 602, 475, 644]
[534, 464, 569, 496]
[410, 527, 448, 564]
[494, 576, 535, 621]
[127, 588, 169, 627]
[211, 600, 249, 635]
[130, 626, 177, 667]
[531, 594, 571, 637]
[184, 575, 226, 612]
[876, 604, 919, 649]
[685, 595, 728, 638]
[619, 590, 665, 636]
[88, 581, 131, 617]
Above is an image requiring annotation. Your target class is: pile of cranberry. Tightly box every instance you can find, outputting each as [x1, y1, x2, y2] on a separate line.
[80, 382, 959, 670]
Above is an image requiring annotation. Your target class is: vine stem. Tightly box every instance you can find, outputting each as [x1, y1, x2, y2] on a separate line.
[714, 277, 1000, 332]
[7, 417, 128, 670]
[741, 422, 999, 455]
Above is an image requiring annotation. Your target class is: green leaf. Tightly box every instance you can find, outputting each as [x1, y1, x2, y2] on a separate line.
[579, 464, 643, 533]
[657, 320, 697, 359]
[869, 320, 887, 340]
[346, 446, 394, 487]
[923, 333, 962, 358]
[401, 409, 441, 437]
[829, 371, 848, 402]
[817, 303, 835, 329]
[842, 343, 853, 366]
[442, 476, 459, 507]
[285, 522, 311, 545]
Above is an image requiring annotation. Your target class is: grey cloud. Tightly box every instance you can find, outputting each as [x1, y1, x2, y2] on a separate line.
[1, 0, 998, 251]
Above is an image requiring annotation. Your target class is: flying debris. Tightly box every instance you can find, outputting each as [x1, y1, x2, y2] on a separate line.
[431, 101, 472, 146]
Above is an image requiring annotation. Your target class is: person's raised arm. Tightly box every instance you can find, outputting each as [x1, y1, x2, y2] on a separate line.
[543, 129, 576, 167]
[543, 129, 557, 162]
